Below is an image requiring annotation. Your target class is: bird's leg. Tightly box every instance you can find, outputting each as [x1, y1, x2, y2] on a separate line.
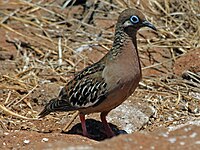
[79, 113, 89, 137]
[100, 112, 115, 138]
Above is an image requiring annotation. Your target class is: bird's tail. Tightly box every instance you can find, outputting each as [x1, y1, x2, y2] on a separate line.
[38, 98, 75, 118]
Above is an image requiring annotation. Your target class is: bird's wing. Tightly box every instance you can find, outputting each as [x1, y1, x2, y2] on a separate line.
[59, 62, 108, 108]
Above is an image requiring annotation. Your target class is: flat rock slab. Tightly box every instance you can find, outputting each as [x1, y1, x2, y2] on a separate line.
[108, 97, 155, 133]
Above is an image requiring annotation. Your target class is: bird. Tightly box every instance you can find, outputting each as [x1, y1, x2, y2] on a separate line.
[38, 8, 156, 138]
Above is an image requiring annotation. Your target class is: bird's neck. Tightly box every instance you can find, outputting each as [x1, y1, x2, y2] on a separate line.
[109, 28, 138, 58]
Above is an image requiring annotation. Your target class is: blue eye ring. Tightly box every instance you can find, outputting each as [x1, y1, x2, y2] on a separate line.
[130, 15, 139, 24]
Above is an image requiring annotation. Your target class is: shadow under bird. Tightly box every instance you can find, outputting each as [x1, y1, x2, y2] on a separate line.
[39, 8, 157, 138]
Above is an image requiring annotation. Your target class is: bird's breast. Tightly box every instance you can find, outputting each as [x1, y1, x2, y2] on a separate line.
[103, 39, 142, 91]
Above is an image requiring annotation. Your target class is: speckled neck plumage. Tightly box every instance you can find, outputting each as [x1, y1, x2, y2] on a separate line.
[108, 26, 138, 60]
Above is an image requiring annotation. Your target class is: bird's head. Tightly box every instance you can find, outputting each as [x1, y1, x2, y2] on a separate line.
[116, 8, 156, 36]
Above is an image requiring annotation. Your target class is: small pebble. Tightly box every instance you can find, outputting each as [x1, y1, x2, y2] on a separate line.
[4, 132, 9, 135]
[195, 141, 200, 144]
[189, 132, 197, 138]
[168, 137, 176, 143]
[41, 138, 49, 142]
[24, 139, 30, 144]
[161, 132, 168, 137]
[150, 146, 155, 150]
[184, 127, 191, 132]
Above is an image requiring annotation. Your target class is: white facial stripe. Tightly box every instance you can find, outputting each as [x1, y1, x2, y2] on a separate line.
[123, 20, 133, 27]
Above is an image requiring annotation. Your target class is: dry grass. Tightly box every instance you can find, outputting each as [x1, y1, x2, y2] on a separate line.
[0, 0, 199, 131]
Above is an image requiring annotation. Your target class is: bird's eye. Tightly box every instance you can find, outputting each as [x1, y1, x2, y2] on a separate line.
[130, 15, 139, 24]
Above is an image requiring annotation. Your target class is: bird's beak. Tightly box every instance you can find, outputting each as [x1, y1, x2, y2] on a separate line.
[142, 20, 157, 31]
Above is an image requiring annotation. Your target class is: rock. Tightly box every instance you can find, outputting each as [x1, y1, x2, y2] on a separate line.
[108, 98, 155, 133]
[173, 49, 200, 76]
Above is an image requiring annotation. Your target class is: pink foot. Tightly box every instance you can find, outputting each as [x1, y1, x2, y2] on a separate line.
[100, 112, 115, 138]
[79, 113, 90, 137]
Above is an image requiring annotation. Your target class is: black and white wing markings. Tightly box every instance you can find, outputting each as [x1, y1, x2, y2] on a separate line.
[68, 76, 107, 108]
[59, 61, 107, 108]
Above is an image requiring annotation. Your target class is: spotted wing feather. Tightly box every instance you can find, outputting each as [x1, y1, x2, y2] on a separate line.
[59, 62, 108, 108]
[39, 62, 107, 117]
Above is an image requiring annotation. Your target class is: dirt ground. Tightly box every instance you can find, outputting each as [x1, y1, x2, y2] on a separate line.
[0, 0, 200, 150]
